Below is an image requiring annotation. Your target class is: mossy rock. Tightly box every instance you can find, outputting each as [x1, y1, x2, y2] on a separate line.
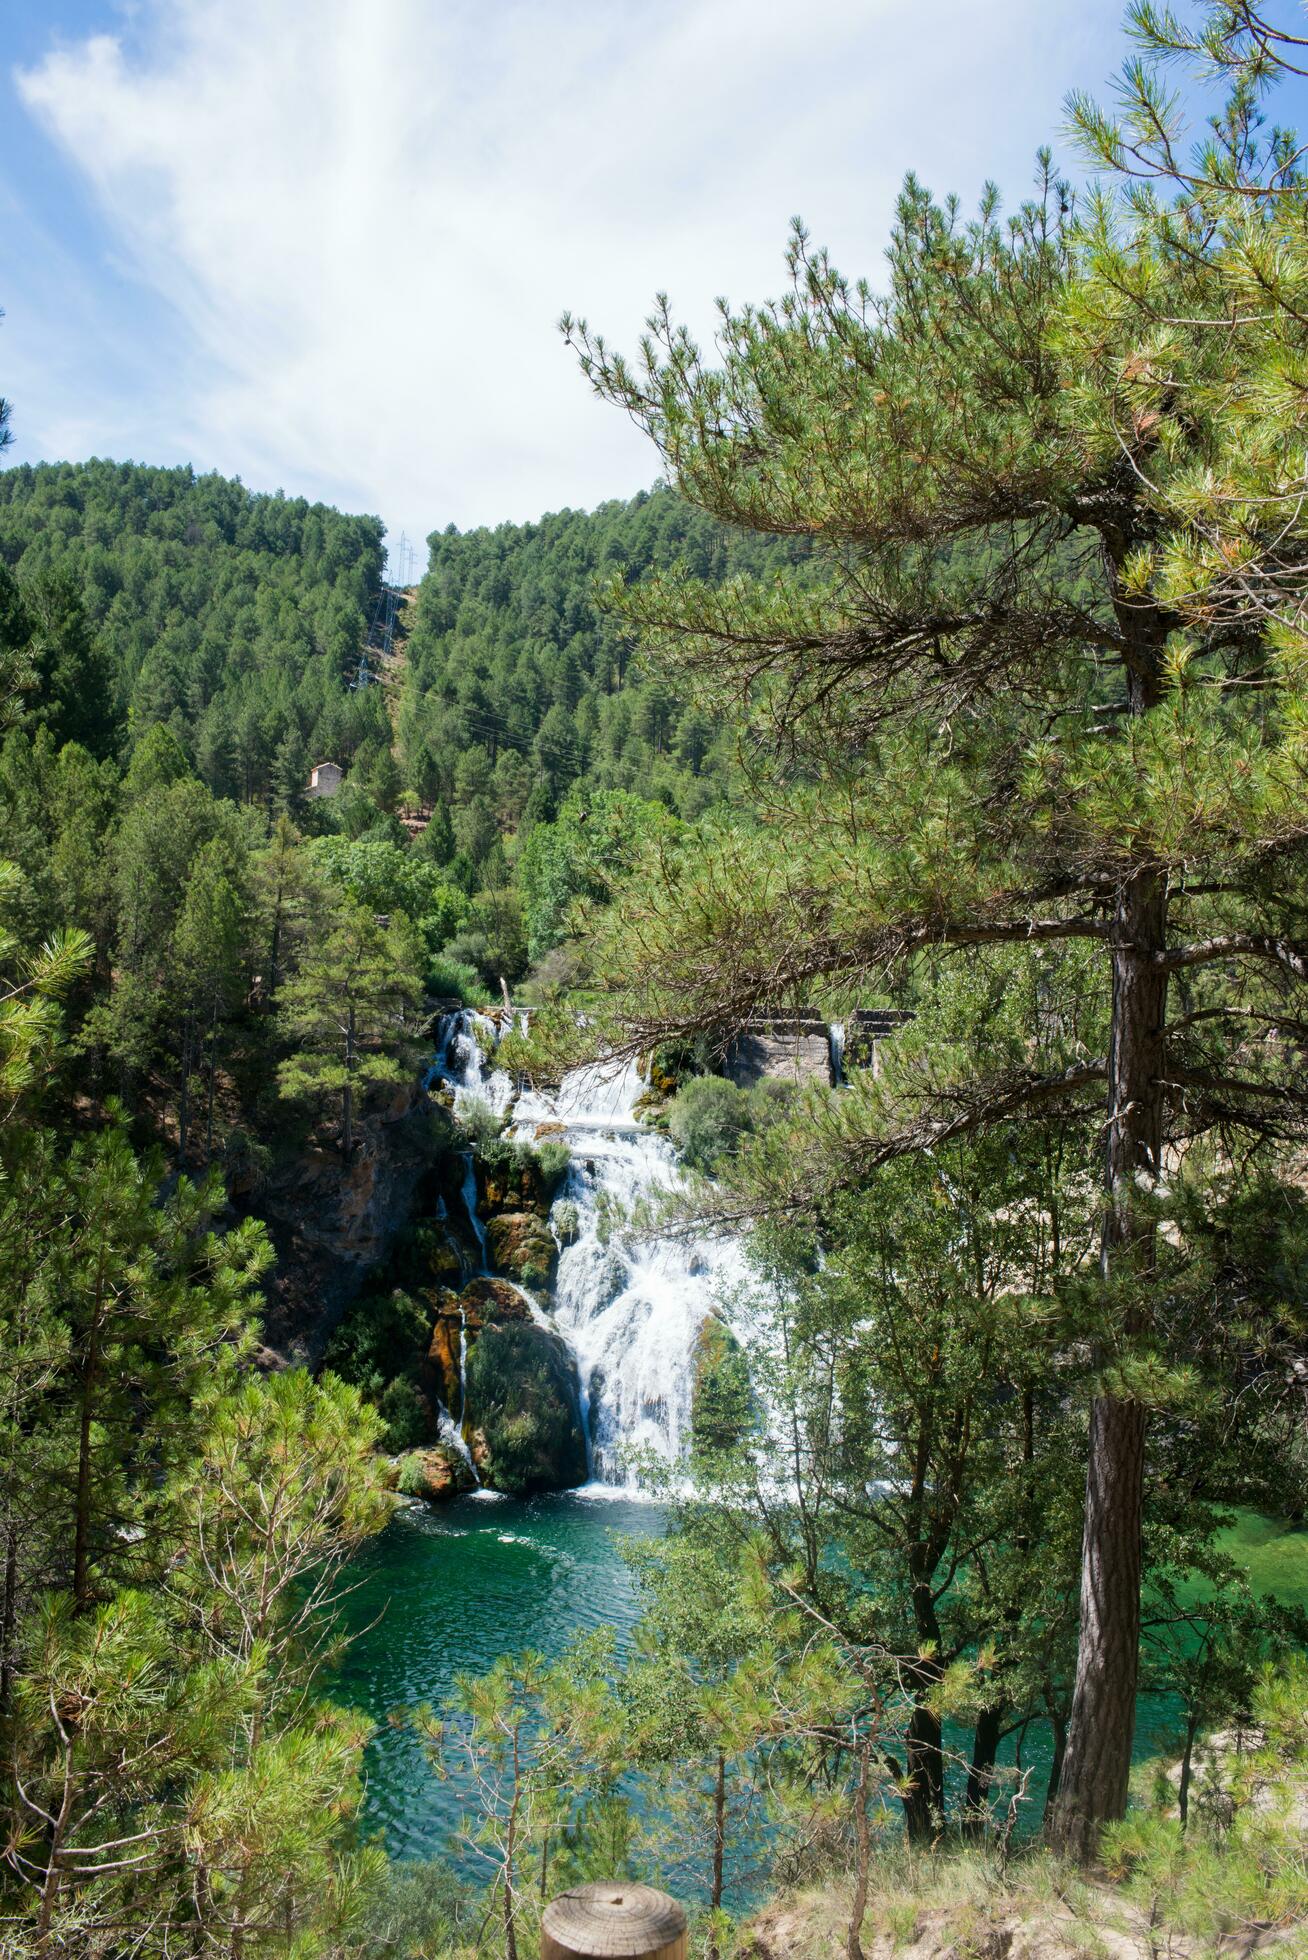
[476, 1137, 570, 1218]
[397, 1446, 476, 1503]
[392, 1222, 465, 1290]
[465, 1322, 588, 1496]
[459, 1276, 533, 1321]
[486, 1211, 558, 1290]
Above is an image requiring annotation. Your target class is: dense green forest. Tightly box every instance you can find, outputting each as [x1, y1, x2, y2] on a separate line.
[3, 3, 1308, 1957]
[0, 459, 391, 795]
[397, 491, 810, 822]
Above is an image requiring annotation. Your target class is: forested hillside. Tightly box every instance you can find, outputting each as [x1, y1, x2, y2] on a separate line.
[0, 459, 391, 796]
[398, 487, 810, 824]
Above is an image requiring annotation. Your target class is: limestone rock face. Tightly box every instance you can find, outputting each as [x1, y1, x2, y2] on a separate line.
[486, 1211, 558, 1289]
[478, 1156, 548, 1217]
[252, 1083, 441, 1363]
[421, 1229, 465, 1287]
[426, 1277, 533, 1410]
[424, 1294, 463, 1411]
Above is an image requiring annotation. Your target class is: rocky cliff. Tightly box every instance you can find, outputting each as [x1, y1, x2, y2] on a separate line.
[244, 1078, 446, 1365]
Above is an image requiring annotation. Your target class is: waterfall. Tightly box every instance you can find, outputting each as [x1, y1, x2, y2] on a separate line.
[436, 1008, 516, 1118]
[437, 1404, 479, 1483]
[828, 1020, 846, 1087]
[430, 1009, 747, 1490]
[459, 1153, 489, 1268]
[514, 1056, 747, 1489]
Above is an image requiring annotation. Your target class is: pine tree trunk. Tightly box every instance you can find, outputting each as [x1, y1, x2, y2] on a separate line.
[847, 1736, 873, 1960]
[342, 1002, 356, 1158]
[902, 1565, 947, 1841]
[205, 999, 218, 1165]
[1177, 1711, 1200, 1830]
[1045, 1704, 1067, 1813]
[503, 1727, 521, 1960]
[1048, 852, 1167, 1861]
[73, 1245, 107, 1613]
[711, 1749, 727, 1913]
[73, 1334, 99, 1612]
[964, 1703, 1005, 1829]
[177, 1016, 192, 1168]
[902, 1699, 945, 1843]
[0, 1515, 18, 1714]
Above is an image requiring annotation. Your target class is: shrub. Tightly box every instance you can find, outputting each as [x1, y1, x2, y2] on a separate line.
[455, 1095, 503, 1150]
[465, 1322, 587, 1495]
[354, 1859, 478, 1958]
[666, 1074, 754, 1174]
[378, 1376, 428, 1452]
[1101, 1655, 1308, 1939]
[552, 1198, 581, 1245]
[536, 1139, 571, 1189]
[395, 1452, 431, 1496]
[427, 950, 483, 1004]
[322, 1289, 430, 1408]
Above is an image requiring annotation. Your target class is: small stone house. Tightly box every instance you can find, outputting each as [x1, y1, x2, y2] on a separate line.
[306, 760, 343, 798]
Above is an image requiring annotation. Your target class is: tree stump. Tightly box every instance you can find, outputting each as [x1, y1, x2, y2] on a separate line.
[541, 1883, 687, 1960]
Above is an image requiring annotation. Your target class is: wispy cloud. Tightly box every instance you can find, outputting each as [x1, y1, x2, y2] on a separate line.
[12, 0, 1119, 546]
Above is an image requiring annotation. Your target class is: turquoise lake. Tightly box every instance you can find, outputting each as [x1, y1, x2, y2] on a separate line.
[334, 1496, 1307, 1871]
[331, 1491, 662, 1863]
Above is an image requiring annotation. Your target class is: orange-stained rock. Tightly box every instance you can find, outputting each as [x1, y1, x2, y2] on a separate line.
[405, 1447, 475, 1503]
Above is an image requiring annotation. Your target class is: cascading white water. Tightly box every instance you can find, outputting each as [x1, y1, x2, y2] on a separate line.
[829, 1020, 846, 1087]
[434, 1008, 517, 1119]
[514, 1058, 747, 1488]
[430, 1009, 747, 1490]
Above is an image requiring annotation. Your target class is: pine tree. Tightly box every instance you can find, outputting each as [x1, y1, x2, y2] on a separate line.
[271, 722, 310, 817]
[276, 899, 423, 1156]
[0, 860, 92, 1125]
[172, 840, 248, 1165]
[564, 65, 1308, 1852]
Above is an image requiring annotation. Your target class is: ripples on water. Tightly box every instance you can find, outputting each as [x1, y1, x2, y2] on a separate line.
[332, 1478, 1306, 1868]
[331, 1492, 663, 1862]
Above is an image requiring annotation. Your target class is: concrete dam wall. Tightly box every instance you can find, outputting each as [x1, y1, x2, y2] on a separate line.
[725, 1009, 912, 1089]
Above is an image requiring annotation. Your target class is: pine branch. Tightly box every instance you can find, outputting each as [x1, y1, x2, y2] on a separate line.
[1158, 933, 1308, 981]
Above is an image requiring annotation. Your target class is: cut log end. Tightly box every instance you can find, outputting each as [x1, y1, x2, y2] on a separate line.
[541, 1882, 688, 1960]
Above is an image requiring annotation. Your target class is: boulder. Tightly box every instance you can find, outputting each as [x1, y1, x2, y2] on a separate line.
[476, 1145, 565, 1220]
[403, 1446, 476, 1503]
[465, 1321, 588, 1496]
[425, 1229, 465, 1285]
[426, 1310, 463, 1411]
[459, 1276, 533, 1322]
[486, 1211, 558, 1290]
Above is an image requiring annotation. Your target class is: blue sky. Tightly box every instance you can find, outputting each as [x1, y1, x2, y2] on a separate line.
[0, 1, 1267, 553]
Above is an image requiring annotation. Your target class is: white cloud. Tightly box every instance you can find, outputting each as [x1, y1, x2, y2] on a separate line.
[14, 0, 1120, 549]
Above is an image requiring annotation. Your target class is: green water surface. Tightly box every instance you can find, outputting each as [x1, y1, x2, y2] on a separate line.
[331, 1491, 661, 1864]
[334, 1498, 1306, 1868]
